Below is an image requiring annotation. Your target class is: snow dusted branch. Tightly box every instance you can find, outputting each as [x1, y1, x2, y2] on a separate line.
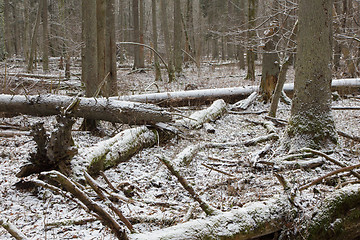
[40, 170, 128, 240]
[129, 196, 293, 240]
[156, 155, 217, 216]
[0, 219, 28, 240]
[176, 99, 227, 129]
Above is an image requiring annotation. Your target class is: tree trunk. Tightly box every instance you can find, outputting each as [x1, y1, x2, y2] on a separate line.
[245, 0, 258, 81]
[152, 0, 162, 81]
[27, 1, 43, 73]
[138, 0, 145, 68]
[160, 0, 175, 82]
[285, 0, 337, 152]
[97, 0, 106, 91]
[0, 94, 172, 125]
[105, 0, 118, 96]
[173, 0, 182, 74]
[114, 78, 360, 107]
[23, 0, 30, 62]
[132, 0, 141, 69]
[193, 0, 202, 70]
[259, 24, 280, 102]
[3, 0, 14, 58]
[42, 0, 50, 72]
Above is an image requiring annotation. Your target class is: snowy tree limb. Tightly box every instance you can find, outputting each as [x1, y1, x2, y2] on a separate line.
[0, 219, 28, 240]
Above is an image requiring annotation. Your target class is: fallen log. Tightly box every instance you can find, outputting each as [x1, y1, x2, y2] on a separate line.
[176, 99, 227, 129]
[72, 126, 159, 178]
[129, 196, 293, 240]
[305, 184, 360, 239]
[0, 94, 172, 125]
[113, 78, 360, 106]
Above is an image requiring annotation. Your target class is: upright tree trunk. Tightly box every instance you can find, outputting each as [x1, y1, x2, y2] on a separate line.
[82, 0, 99, 96]
[173, 0, 182, 74]
[42, 0, 50, 72]
[160, 0, 175, 82]
[23, 0, 30, 62]
[132, 0, 141, 69]
[4, 0, 14, 58]
[245, 0, 258, 81]
[286, 0, 337, 152]
[152, 0, 162, 81]
[138, 0, 145, 68]
[27, 1, 43, 73]
[97, 0, 106, 89]
[82, 0, 99, 131]
[259, 23, 280, 102]
[105, 0, 118, 96]
[193, 0, 202, 70]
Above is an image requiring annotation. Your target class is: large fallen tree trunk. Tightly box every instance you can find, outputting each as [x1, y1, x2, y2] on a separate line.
[129, 196, 293, 240]
[0, 94, 171, 125]
[113, 78, 360, 106]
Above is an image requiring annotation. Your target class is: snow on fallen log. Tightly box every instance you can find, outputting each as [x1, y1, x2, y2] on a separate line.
[72, 126, 158, 178]
[129, 196, 293, 240]
[112, 78, 360, 106]
[176, 99, 227, 129]
[305, 184, 360, 239]
[0, 218, 28, 240]
[0, 94, 171, 125]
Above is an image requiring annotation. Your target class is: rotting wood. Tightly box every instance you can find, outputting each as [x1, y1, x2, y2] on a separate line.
[0, 94, 172, 125]
[338, 130, 360, 142]
[129, 196, 293, 240]
[231, 91, 258, 110]
[0, 219, 28, 240]
[40, 170, 128, 240]
[112, 78, 360, 106]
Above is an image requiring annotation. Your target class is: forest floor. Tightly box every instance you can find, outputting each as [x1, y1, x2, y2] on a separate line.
[0, 59, 360, 239]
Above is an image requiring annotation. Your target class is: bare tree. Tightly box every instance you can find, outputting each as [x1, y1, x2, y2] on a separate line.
[245, 0, 258, 81]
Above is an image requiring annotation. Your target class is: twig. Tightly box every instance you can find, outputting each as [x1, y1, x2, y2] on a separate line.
[84, 172, 135, 233]
[299, 163, 360, 191]
[0, 219, 28, 240]
[337, 130, 360, 142]
[201, 163, 235, 177]
[301, 148, 360, 180]
[228, 110, 267, 115]
[40, 170, 128, 240]
[156, 155, 217, 216]
[45, 218, 97, 229]
[100, 171, 120, 193]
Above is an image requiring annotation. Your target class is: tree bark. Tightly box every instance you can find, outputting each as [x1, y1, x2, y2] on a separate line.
[42, 0, 50, 72]
[114, 78, 360, 107]
[245, 0, 258, 81]
[3, 0, 14, 58]
[152, 0, 162, 81]
[173, 0, 182, 74]
[160, 0, 175, 82]
[129, 196, 292, 240]
[0, 94, 172, 125]
[285, 0, 337, 152]
[132, 0, 141, 69]
[105, 0, 118, 96]
[97, 0, 106, 91]
[27, 1, 43, 72]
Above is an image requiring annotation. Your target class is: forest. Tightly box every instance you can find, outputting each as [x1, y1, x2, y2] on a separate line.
[1, 0, 360, 239]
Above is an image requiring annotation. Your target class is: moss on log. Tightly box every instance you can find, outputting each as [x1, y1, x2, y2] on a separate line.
[72, 126, 158, 178]
[305, 184, 360, 240]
